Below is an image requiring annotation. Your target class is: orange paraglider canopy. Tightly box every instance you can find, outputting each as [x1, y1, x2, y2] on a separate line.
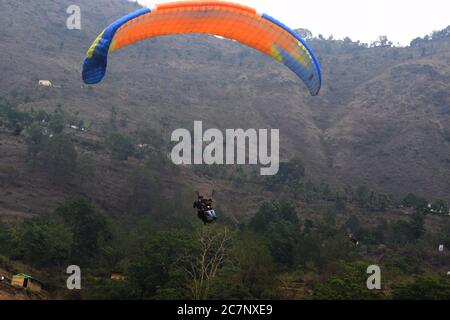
[83, 1, 321, 95]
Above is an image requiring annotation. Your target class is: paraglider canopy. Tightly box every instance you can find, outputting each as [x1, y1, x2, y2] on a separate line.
[82, 1, 322, 95]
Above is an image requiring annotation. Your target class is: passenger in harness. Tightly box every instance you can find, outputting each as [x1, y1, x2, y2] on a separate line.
[193, 194, 217, 224]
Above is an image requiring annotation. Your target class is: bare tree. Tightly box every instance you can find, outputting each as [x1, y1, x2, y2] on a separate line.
[297, 28, 313, 39]
[371, 35, 393, 48]
[182, 226, 232, 300]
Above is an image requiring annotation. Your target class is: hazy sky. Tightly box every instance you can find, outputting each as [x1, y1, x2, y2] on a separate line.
[135, 0, 450, 46]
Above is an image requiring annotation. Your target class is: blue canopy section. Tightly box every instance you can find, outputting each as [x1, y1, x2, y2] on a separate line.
[262, 13, 322, 96]
[82, 8, 151, 84]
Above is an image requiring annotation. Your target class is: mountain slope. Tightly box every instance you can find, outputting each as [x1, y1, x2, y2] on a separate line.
[0, 0, 449, 219]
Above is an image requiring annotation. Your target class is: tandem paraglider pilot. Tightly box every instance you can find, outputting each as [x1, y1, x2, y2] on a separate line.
[193, 195, 217, 225]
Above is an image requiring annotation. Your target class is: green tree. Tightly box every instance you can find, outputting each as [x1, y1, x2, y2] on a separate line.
[135, 127, 164, 150]
[266, 220, 298, 267]
[354, 186, 369, 207]
[128, 229, 193, 299]
[294, 231, 321, 268]
[249, 200, 299, 234]
[278, 201, 299, 226]
[41, 134, 77, 184]
[389, 220, 413, 245]
[383, 253, 421, 274]
[303, 219, 314, 234]
[25, 123, 47, 168]
[373, 220, 388, 244]
[392, 275, 450, 300]
[232, 231, 277, 298]
[56, 198, 110, 262]
[208, 264, 253, 300]
[318, 232, 354, 269]
[410, 211, 426, 241]
[312, 261, 382, 300]
[376, 193, 392, 211]
[126, 168, 161, 216]
[277, 159, 305, 184]
[431, 200, 448, 215]
[345, 216, 361, 235]
[18, 218, 73, 267]
[48, 112, 65, 134]
[78, 153, 96, 186]
[335, 193, 347, 212]
[108, 132, 135, 161]
[264, 158, 305, 190]
[248, 202, 278, 233]
[31, 109, 50, 123]
[0, 101, 32, 134]
[0, 221, 11, 253]
[321, 183, 333, 201]
[403, 193, 428, 210]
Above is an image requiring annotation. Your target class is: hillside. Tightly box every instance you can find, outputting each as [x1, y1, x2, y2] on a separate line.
[0, 0, 450, 301]
[0, 0, 449, 215]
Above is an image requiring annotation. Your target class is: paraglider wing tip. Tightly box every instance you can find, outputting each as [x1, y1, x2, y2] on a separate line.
[82, 56, 107, 85]
[310, 88, 321, 96]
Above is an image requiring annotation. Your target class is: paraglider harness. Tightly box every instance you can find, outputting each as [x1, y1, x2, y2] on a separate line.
[349, 234, 359, 246]
[193, 194, 217, 224]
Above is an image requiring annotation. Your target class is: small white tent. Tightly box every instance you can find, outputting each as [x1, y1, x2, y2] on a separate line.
[38, 80, 52, 87]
